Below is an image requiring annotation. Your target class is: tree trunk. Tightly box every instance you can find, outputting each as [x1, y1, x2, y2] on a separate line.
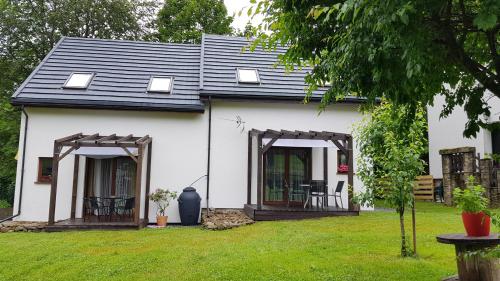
[399, 210, 407, 257]
[411, 198, 417, 256]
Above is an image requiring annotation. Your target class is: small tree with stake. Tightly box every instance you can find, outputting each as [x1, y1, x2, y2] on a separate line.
[354, 102, 427, 257]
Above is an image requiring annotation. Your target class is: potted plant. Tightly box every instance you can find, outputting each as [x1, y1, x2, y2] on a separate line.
[149, 189, 178, 227]
[453, 176, 490, 237]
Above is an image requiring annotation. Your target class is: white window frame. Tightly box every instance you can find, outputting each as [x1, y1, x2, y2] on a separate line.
[63, 72, 95, 89]
[236, 68, 260, 84]
[147, 76, 174, 93]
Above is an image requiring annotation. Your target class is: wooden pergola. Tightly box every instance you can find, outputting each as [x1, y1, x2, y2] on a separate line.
[247, 129, 356, 211]
[48, 133, 152, 226]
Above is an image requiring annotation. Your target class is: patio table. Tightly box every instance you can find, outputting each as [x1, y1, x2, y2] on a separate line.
[436, 233, 500, 281]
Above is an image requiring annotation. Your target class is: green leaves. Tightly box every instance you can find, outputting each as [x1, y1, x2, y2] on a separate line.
[156, 0, 233, 43]
[473, 13, 497, 30]
[149, 189, 178, 216]
[248, 0, 500, 137]
[353, 101, 427, 256]
[453, 176, 489, 213]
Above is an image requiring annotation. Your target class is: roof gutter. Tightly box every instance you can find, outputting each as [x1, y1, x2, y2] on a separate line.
[199, 92, 371, 104]
[1, 106, 28, 223]
[11, 98, 205, 113]
[205, 96, 212, 214]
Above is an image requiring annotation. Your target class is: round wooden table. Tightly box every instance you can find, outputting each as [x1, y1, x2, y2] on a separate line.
[436, 234, 500, 281]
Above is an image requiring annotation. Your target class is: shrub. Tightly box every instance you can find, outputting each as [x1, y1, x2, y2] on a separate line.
[453, 176, 488, 213]
[0, 199, 11, 208]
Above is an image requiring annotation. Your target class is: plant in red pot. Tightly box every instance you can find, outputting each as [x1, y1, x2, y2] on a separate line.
[149, 189, 178, 227]
[453, 176, 490, 237]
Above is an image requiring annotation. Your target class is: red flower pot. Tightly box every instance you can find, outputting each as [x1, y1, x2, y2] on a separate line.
[461, 211, 491, 237]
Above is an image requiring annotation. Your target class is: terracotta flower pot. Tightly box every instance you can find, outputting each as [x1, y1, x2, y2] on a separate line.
[462, 211, 490, 237]
[156, 215, 168, 227]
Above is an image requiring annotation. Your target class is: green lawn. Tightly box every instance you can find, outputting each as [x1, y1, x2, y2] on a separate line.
[0, 202, 470, 281]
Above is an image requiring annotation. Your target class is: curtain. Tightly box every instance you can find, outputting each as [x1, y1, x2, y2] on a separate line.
[116, 157, 136, 198]
[91, 157, 136, 198]
[93, 159, 112, 198]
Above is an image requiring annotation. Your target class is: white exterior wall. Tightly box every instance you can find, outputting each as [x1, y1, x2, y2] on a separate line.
[209, 100, 366, 210]
[428, 94, 500, 178]
[14, 101, 369, 223]
[14, 108, 208, 223]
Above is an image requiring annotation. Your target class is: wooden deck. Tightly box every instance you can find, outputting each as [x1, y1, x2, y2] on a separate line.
[45, 217, 146, 232]
[244, 204, 359, 221]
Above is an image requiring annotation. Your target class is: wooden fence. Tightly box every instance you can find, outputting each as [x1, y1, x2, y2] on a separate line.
[413, 175, 434, 200]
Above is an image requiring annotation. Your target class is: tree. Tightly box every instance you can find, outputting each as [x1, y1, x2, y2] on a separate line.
[156, 0, 233, 43]
[353, 102, 427, 257]
[0, 0, 157, 204]
[248, 0, 499, 137]
[236, 21, 255, 38]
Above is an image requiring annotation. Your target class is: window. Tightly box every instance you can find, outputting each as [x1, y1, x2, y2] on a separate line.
[337, 150, 349, 174]
[237, 68, 260, 83]
[37, 157, 53, 183]
[63, 72, 94, 89]
[148, 76, 173, 93]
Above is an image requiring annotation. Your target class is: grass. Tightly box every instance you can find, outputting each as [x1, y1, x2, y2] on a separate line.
[0, 202, 470, 281]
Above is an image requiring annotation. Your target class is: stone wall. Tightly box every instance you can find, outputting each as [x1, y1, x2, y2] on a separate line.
[443, 154, 500, 208]
[0, 221, 46, 233]
[439, 147, 478, 206]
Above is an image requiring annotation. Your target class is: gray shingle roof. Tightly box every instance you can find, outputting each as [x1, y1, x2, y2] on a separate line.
[200, 34, 336, 101]
[11, 37, 205, 112]
[12, 35, 364, 111]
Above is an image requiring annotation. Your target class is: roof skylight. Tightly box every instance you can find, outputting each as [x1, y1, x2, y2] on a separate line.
[237, 68, 260, 84]
[63, 72, 94, 89]
[148, 76, 173, 93]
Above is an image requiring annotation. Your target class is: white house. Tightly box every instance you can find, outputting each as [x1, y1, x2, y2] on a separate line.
[9, 35, 367, 229]
[427, 93, 500, 179]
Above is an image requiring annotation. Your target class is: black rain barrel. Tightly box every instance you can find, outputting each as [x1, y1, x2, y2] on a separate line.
[177, 187, 201, 226]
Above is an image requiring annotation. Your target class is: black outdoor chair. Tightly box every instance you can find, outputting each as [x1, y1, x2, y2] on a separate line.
[304, 180, 328, 209]
[116, 197, 135, 220]
[328, 181, 345, 209]
[286, 179, 306, 207]
[84, 197, 108, 221]
[434, 182, 444, 203]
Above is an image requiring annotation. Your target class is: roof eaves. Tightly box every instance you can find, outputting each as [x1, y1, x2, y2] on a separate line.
[11, 97, 205, 113]
[12, 36, 66, 98]
[199, 91, 368, 104]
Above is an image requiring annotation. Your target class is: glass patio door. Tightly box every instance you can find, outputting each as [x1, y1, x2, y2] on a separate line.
[264, 147, 311, 205]
[264, 148, 286, 203]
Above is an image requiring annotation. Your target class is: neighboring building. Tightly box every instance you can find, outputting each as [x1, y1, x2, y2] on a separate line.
[427, 93, 500, 179]
[10, 35, 367, 229]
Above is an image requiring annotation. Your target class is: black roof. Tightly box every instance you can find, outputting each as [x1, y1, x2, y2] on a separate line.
[12, 35, 363, 112]
[200, 34, 331, 101]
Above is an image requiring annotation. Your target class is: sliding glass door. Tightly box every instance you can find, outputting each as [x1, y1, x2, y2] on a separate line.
[263, 147, 311, 205]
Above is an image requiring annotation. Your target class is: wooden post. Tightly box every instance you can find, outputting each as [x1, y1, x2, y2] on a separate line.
[347, 137, 355, 211]
[134, 144, 144, 225]
[48, 142, 62, 225]
[324, 147, 328, 206]
[144, 142, 152, 223]
[70, 155, 80, 220]
[323, 147, 328, 183]
[257, 135, 263, 210]
[412, 198, 417, 255]
[247, 132, 252, 205]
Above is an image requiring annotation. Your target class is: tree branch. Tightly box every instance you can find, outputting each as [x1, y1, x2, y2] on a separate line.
[486, 29, 500, 82]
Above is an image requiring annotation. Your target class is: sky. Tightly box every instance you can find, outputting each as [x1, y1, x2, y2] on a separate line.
[224, 0, 263, 32]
